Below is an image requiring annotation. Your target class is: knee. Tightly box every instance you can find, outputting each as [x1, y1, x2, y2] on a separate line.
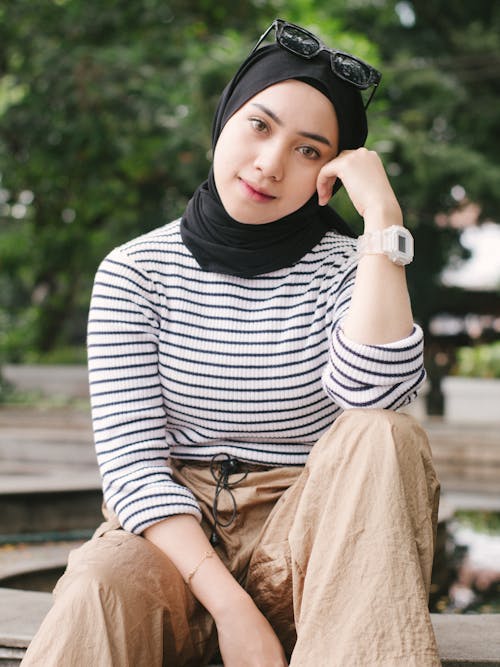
[309, 408, 430, 469]
[78, 550, 125, 592]
[56, 532, 171, 603]
[55, 539, 129, 601]
[339, 407, 424, 438]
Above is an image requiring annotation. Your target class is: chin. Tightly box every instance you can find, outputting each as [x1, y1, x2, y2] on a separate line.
[234, 213, 277, 225]
[222, 202, 274, 225]
[234, 216, 272, 226]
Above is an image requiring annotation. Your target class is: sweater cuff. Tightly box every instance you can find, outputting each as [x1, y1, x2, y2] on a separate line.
[327, 323, 424, 387]
[104, 475, 202, 535]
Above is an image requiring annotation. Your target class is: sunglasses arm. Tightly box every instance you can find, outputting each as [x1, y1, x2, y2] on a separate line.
[251, 22, 277, 54]
[363, 83, 379, 111]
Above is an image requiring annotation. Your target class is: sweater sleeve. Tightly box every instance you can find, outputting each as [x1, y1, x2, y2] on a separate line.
[87, 248, 202, 534]
[321, 257, 426, 410]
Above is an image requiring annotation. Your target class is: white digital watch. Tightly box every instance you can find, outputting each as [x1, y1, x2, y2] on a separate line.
[357, 225, 414, 266]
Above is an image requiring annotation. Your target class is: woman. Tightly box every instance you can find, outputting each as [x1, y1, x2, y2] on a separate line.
[23, 19, 441, 667]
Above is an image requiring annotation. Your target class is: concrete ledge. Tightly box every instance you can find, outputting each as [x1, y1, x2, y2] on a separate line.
[433, 614, 500, 666]
[0, 588, 52, 649]
[0, 588, 499, 665]
[0, 647, 25, 667]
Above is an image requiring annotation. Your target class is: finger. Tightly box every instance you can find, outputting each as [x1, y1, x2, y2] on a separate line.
[316, 149, 356, 205]
[316, 176, 337, 206]
[316, 167, 338, 205]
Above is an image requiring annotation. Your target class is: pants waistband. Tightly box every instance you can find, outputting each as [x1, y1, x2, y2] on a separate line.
[172, 457, 275, 474]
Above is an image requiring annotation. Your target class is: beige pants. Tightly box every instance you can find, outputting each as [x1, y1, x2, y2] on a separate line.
[22, 409, 441, 667]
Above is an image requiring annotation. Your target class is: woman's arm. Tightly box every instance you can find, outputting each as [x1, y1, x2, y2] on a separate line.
[144, 515, 248, 617]
[317, 148, 413, 345]
[144, 516, 288, 666]
[88, 249, 202, 533]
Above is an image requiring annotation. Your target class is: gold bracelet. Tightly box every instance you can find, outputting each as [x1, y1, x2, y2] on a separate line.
[185, 549, 215, 587]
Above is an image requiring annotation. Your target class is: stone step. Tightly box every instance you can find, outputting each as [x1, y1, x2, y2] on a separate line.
[0, 588, 498, 666]
[0, 405, 102, 538]
[0, 488, 102, 538]
[0, 540, 84, 592]
[432, 614, 500, 666]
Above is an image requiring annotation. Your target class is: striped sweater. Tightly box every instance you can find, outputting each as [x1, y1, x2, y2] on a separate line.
[87, 219, 425, 534]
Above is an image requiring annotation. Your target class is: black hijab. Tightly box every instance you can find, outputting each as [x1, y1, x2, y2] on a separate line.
[180, 43, 368, 277]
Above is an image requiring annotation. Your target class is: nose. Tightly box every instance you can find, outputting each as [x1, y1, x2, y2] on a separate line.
[253, 140, 285, 181]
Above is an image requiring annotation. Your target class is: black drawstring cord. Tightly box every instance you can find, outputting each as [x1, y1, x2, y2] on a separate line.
[209, 453, 248, 546]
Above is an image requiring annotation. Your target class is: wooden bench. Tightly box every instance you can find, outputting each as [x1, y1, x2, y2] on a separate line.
[1, 588, 499, 666]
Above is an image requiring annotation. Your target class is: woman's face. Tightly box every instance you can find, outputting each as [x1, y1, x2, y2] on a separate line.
[213, 79, 339, 225]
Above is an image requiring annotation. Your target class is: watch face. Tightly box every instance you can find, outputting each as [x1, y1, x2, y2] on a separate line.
[397, 233, 407, 253]
[395, 228, 414, 265]
[358, 225, 413, 265]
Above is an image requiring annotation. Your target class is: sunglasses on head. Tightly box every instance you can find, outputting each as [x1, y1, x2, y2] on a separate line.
[251, 18, 382, 110]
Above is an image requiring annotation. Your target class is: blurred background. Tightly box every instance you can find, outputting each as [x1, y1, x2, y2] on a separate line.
[0, 0, 499, 387]
[0, 0, 499, 620]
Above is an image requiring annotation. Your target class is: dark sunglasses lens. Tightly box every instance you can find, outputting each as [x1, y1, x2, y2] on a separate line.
[279, 25, 320, 57]
[332, 53, 372, 88]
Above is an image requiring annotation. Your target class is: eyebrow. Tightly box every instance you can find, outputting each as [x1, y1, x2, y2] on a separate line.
[250, 103, 333, 147]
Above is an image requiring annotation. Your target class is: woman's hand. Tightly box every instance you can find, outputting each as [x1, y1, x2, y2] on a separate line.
[215, 594, 288, 667]
[316, 147, 402, 230]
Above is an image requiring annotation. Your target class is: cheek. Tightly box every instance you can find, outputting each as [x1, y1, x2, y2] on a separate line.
[213, 133, 241, 184]
[288, 166, 319, 200]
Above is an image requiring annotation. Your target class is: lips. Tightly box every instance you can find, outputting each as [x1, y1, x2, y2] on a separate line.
[239, 178, 276, 202]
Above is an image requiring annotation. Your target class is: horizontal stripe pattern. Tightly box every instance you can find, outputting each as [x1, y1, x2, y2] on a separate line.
[88, 219, 425, 533]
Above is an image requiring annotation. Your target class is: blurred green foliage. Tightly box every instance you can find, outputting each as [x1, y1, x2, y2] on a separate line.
[453, 341, 500, 378]
[455, 510, 500, 535]
[0, 0, 499, 361]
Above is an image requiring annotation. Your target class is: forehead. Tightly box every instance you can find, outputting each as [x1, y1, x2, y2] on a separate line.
[242, 79, 337, 128]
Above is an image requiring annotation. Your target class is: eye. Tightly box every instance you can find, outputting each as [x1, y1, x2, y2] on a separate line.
[298, 145, 321, 160]
[249, 117, 269, 133]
